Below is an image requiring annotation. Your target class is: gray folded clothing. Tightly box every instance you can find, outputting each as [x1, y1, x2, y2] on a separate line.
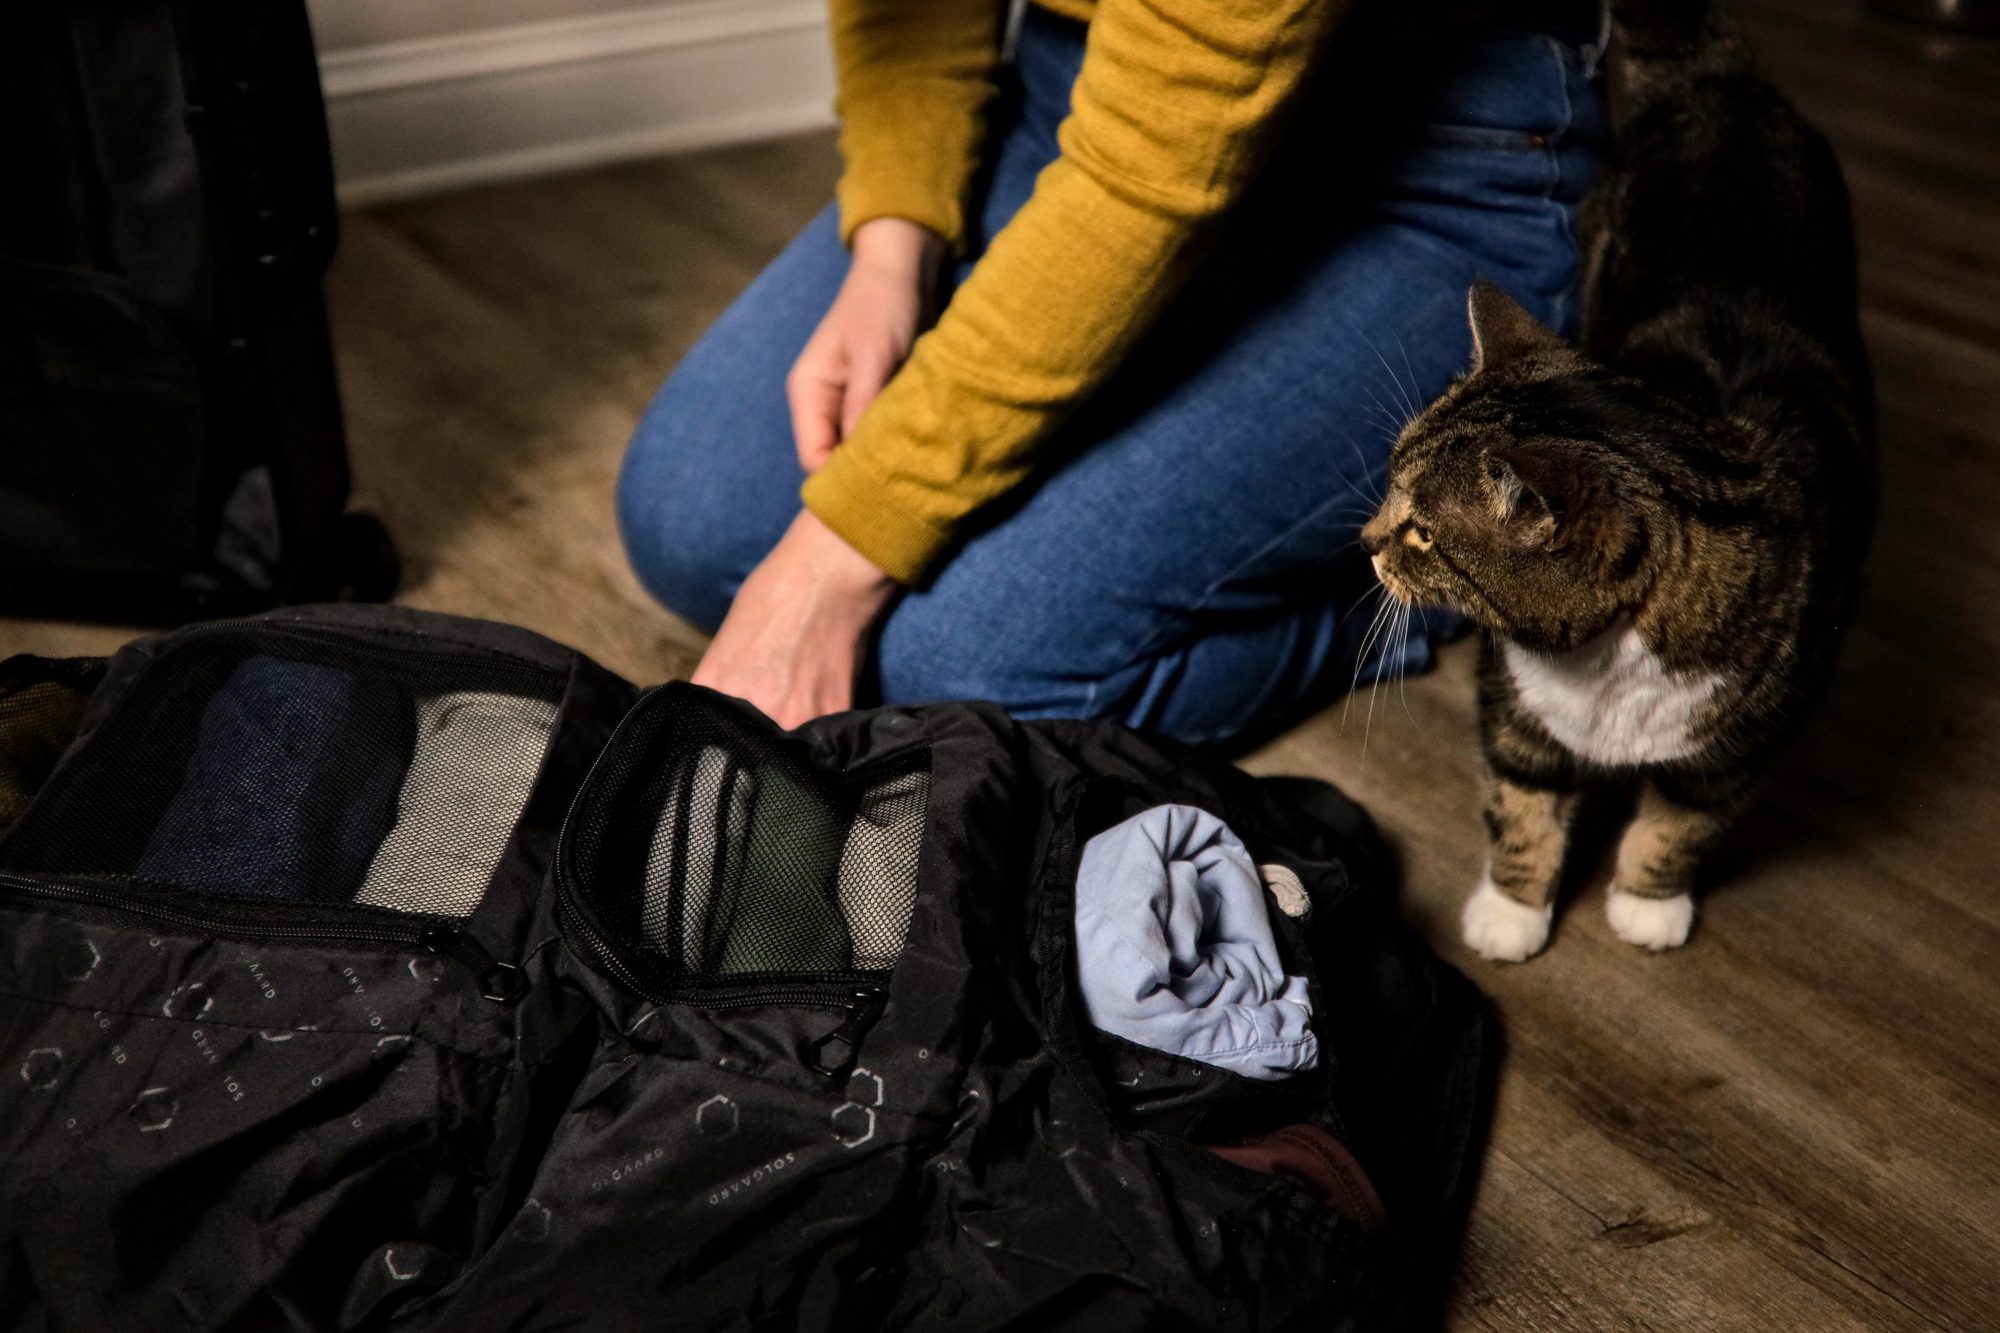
[641, 744, 751, 970]
[835, 767, 928, 972]
[355, 689, 558, 918]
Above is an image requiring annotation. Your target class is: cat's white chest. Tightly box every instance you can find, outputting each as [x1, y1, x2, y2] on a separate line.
[1502, 626, 1724, 767]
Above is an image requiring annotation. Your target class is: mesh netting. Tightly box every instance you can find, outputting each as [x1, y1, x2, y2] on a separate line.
[565, 687, 929, 991]
[0, 634, 563, 919]
[0, 656, 102, 835]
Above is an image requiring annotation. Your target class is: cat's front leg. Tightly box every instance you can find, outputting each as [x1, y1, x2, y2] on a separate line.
[1605, 775, 1743, 951]
[1463, 775, 1572, 963]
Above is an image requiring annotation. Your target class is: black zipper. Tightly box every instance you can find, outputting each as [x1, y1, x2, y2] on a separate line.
[0, 872, 526, 1004]
[419, 925, 527, 1004]
[193, 620, 565, 686]
[0, 621, 562, 1002]
[556, 885, 892, 1081]
[805, 986, 889, 1078]
[631, 982, 887, 1079]
[557, 826, 892, 1073]
[549, 685, 664, 998]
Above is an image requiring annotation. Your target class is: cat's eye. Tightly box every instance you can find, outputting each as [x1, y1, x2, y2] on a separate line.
[1404, 522, 1434, 550]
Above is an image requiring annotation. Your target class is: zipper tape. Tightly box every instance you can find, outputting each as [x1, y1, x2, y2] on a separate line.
[0, 871, 527, 1004]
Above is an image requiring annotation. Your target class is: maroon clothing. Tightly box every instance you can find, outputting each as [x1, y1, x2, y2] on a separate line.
[1208, 1125, 1390, 1233]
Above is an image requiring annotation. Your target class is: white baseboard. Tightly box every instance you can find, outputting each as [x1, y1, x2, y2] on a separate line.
[319, 0, 836, 207]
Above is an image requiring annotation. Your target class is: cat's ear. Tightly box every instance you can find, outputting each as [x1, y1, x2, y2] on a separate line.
[1468, 280, 1566, 374]
[1484, 442, 1571, 545]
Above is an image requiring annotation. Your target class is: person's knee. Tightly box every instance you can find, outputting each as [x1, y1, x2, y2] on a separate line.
[616, 203, 846, 630]
[876, 581, 1362, 746]
[616, 386, 745, 632]
[875, 611, 1191, 737]
[874, 592, 1100, 719]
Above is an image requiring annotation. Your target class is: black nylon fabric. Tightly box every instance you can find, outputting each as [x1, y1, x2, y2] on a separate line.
[0, 607, 1487, 1332]
[0, 1, 358, 620]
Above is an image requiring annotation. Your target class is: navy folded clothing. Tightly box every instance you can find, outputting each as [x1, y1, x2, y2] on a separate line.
[136, 655, 411, 900]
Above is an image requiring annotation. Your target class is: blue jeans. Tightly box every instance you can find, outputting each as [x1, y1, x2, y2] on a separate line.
[619, 6, 1606, 744]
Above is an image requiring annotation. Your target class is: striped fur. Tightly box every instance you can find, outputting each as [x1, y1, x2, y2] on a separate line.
[1359, 0, 1872, 960]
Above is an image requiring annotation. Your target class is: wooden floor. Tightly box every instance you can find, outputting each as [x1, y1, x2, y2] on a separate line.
[6, 1, 1997, 1326]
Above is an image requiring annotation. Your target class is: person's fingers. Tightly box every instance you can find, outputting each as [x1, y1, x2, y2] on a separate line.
[840, 348, 897, 439]
[787, 318, 853, 469]
[687, 645, 726, 692]
[689, 664, 841, 731]
[694, 507, 882, 728]
[787, 360, 844, 473]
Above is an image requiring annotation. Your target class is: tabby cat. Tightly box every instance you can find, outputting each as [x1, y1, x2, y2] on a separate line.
[1359, 1, 1872, 961]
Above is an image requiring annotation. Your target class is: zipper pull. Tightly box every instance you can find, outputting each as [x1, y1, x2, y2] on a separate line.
[808, 987, 888, 1079]
[421, 926, 527, 1005]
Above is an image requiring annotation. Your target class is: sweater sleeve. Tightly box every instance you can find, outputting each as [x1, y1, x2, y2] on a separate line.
[829, 0, 1008, 253]
[804, 0, 1355, 586]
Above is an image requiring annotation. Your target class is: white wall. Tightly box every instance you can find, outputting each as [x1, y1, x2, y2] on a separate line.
[308, 0, 836, 205]
[308, 0, 648, 49]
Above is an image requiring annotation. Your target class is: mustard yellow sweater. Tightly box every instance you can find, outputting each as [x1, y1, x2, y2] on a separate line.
[803, 0, 1355, 585]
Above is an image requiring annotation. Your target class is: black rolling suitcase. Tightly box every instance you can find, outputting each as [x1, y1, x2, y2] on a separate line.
[0, 0, 395, 623]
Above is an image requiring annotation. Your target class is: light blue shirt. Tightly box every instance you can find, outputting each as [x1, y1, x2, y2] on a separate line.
[1074, 805, 1318, 1082]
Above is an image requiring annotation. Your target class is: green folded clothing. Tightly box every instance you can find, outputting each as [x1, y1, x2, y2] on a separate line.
[715, 761, 850, 975]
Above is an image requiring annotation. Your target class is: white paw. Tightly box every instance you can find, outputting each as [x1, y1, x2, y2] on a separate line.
[1461, 876, 1553, 963]
[1606, 889, 1694, 951]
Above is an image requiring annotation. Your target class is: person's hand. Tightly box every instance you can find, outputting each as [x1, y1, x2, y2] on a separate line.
[691, 509, 899, 728]
[787, 217, 946, 474]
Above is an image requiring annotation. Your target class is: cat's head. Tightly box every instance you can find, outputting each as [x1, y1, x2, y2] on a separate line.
[1362, 282, 1684, 654]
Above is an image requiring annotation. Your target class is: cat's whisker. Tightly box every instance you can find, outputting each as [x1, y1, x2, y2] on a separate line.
[1322, 506, 1384, 539]
[1334, 582, 1389, 669]
[1394, 603, 1425, 731]
[1341, 590, 1396, 732]
[1355, 378, 1413, 458]
[1358, 327, 1421, 425]
[1344, 592, 1393, 706]
[1360, 409, 1405, 453]
[1345, 315, 1421, 426]
[1340, 581, 1383, 621]
[1363, 599, 1411, 751]
[1337, 431, 1389, 507]
[1362, 656, 1387, 758]
[1326, 472, 1384, 513]
[1357, 382, 1407, 440]
[1390, 329, 1427, 422]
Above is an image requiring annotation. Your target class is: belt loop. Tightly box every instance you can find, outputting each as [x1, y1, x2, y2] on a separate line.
[1583, 0, 1611, 80]
[1002, 0, 1029, 63]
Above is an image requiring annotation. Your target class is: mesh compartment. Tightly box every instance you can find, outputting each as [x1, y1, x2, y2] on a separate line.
[0, 656, 103, 836]
[0, 632, 563, 919]
[562, 687, 930, 996]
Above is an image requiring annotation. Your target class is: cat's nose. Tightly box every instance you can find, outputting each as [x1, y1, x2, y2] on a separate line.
[1359, 517, 1389, 556]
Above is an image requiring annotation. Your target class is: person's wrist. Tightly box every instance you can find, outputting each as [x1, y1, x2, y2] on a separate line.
[850, 217, 946, 286]
[789, 508, 898, 607]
